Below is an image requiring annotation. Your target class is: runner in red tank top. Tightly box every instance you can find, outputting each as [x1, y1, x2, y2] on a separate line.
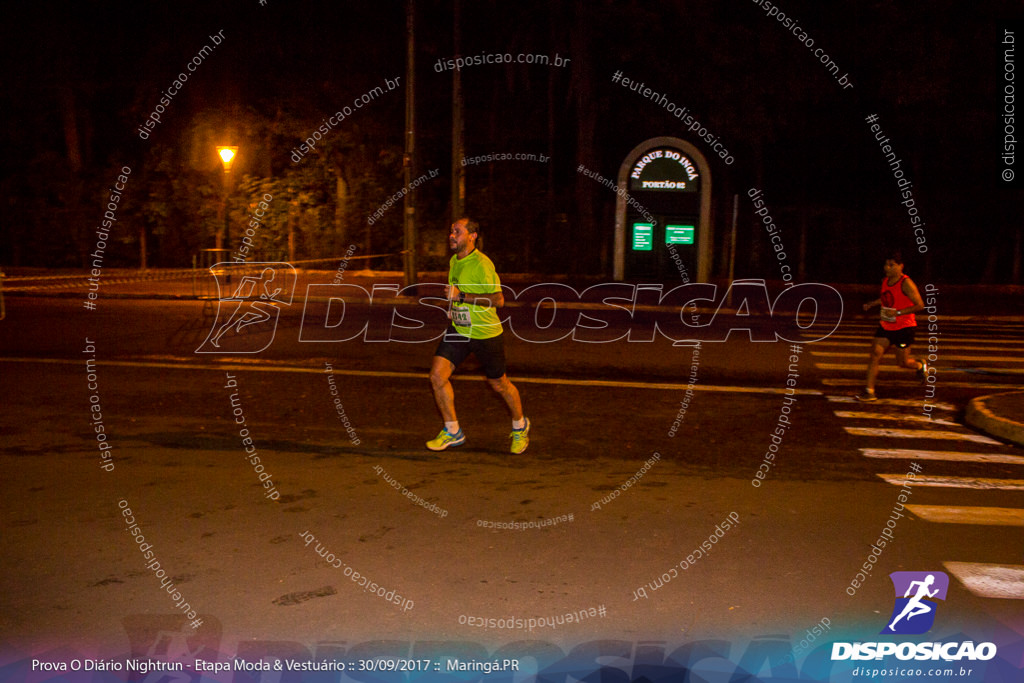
[857, 252, 929, 401]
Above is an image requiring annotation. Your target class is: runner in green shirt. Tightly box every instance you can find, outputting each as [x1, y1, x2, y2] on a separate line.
[427, 218, 530, 454]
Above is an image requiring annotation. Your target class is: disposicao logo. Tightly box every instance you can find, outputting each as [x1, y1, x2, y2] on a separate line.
[882, 571, 948, 635]
[197, 263, 296, 354]
[831, 570, 997, 663]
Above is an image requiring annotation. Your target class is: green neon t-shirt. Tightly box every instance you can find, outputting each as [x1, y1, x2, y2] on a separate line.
[449, 249, 503, 339]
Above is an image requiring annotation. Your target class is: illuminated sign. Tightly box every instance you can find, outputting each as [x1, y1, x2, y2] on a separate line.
[632, 223, 653, 251]
[666, 224, 695, 245]
[629, 148, 699, 192]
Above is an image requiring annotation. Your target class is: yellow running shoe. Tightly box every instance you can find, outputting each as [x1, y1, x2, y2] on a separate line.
[510, 418, 531, 454]
[426, 427, 466, 451]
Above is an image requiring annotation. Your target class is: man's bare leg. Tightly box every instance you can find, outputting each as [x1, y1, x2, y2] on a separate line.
[487, 374, 524, 422]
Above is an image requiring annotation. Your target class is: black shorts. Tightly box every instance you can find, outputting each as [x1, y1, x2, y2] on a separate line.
[873, 325, 916, 348]
[434, 329, 508, 379]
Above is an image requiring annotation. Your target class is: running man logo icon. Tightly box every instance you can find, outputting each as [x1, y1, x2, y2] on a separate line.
[881, 571, 949, 635]
[196, 263, 296, 354]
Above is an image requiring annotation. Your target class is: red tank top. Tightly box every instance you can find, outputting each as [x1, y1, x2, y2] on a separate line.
[879, 274, 916, 330]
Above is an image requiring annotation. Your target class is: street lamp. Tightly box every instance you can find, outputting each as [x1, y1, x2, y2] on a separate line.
[214, 146, 238, 251]
[217, 146, 238, 172]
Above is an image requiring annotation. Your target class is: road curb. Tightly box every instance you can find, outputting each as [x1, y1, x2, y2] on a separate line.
[965, 391, 1024, 448]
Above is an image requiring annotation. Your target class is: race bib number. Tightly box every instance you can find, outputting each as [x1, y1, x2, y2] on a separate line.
[452, 305, 472, 329]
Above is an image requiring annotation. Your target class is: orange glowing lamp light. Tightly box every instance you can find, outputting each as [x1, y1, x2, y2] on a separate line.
[217, 146, 238, 172]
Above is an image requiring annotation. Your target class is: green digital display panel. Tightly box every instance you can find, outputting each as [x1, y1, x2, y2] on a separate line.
[632, 223, 653, 251]
[666, 224, 695, 245]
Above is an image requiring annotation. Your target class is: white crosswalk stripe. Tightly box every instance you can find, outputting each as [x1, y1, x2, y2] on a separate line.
[813, 341, 1023, 353]
[816, 333, 1024, 343]
[833, 410, 956, 426]
[943, 562, 1024, 600]
[876, 474, 1024, 490]
[828, 396, 956, 410]
[813, 351, 1024, 363]
[823, 378, 1023, 389]
[906, 505, 1024, 526]
[844, 427, 1002, 445]
[817, 363, 923, 372]
[860, 448, 1024, 465]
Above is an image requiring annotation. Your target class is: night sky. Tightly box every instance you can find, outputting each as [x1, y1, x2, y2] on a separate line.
[2, 0, 1021, 284]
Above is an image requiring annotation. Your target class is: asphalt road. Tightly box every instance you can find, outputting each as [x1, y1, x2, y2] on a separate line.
[1, 295, 1022, 680]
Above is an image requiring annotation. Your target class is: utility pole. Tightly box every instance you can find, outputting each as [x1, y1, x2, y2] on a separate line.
[727, 193, 738, 305]
[451, 0, 465, 221]
[402, 0, 418, 287]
